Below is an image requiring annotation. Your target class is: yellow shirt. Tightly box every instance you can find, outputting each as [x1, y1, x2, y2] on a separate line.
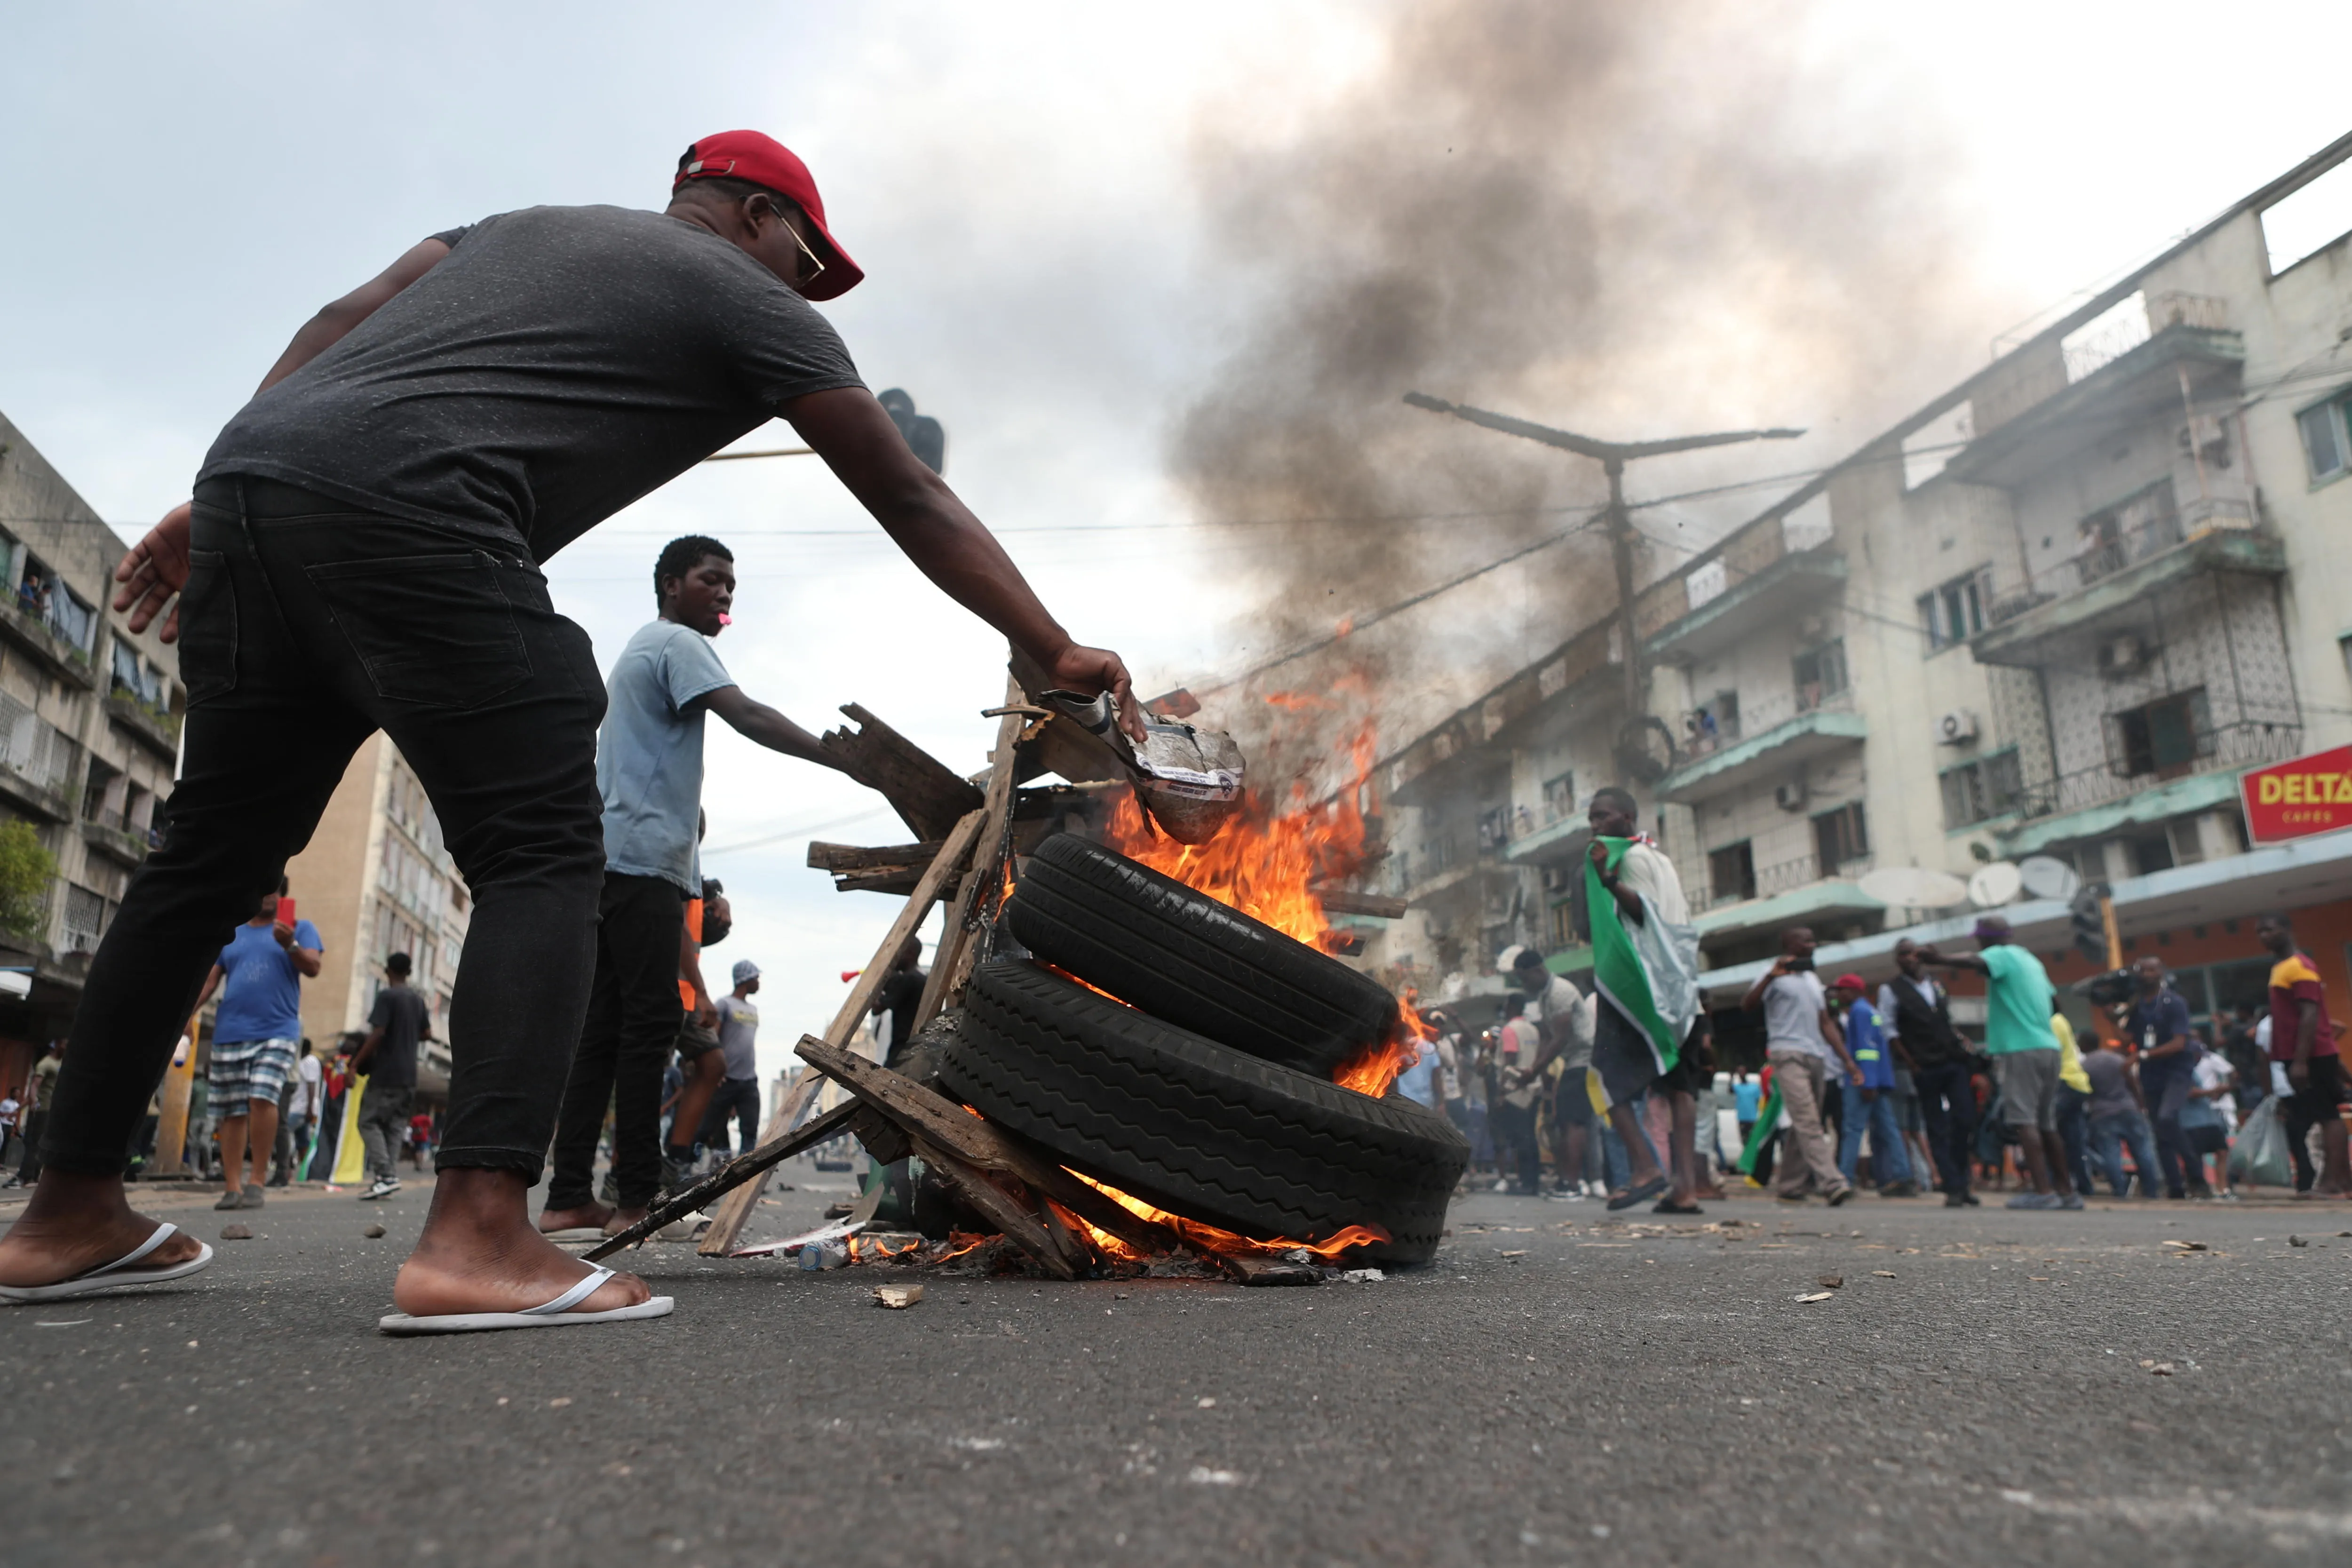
[2052, 1013, 2091, 1093]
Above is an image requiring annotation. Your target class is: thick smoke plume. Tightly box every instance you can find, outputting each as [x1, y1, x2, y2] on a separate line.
[1171, 0, 2007, 787]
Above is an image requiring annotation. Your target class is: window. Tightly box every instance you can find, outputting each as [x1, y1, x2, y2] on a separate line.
[1919, 569, 1989, 650]
[1939, 749, 2026, 828]
[2299, 396, 2350, 480]
[1792, 640, 1848, 710]
[1708, 842, 1756, 906]
[1541, 772, 1575, 822]
[1549, 899, 1579, 949]
[61, 883, 106, 953]
[2105, 689, 2212, 779]
[1812, 802, 1870, 872]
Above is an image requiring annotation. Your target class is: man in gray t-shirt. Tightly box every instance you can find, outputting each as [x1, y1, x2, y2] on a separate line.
[545, 534, 845, 1230]
[11, 131, 1144, 1331]
[697, 961, 764, 1160]
[1741, 926, 1864, 1205]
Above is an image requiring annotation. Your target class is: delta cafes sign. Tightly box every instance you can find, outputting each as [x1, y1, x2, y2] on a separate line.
[2241, 744, 2352, 844]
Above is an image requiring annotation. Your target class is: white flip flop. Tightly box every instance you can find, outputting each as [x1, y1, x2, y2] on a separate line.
[0, 1222, 214, 1304]
[375, 1266, 674, 1336]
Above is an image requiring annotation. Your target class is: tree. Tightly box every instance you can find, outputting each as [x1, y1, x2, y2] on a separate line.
[0, 818, 58, 941]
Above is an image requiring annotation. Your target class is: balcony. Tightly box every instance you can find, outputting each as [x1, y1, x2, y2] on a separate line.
[0, 597, 96, 689]
[1639, 543, 1846, 668]
[80, 815, 159, 868]
[1998, 721, 2303, 855]
[1973, 515, 2283, 668]
[1653, 690, 1867, 804]
[0, 691, 82, 821]
[105, 691, 183, 760]
[1946, 314, 2245, 488]
[1692, 849, 1883, 941]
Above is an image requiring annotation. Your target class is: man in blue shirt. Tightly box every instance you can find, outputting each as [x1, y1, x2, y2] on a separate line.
[2124, 955, 2208, 1200]
[542, 535, 861, 1239]
[1830, 975, 1917, 1195]
[193, 883, 321, 1210]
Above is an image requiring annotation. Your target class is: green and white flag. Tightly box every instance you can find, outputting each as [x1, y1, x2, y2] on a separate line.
[1586, 835, 1701, 1076]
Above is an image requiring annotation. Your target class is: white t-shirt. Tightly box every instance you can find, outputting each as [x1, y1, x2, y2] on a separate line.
[294, 1052, 324, 1120]
[1613, 840, 1689, 926]
[1764, 971, 1834, 1061]
[0, 1095, 17, 1129]
[2192, 1051, 2236, 1124]
[1524, 973, 1593, 1071]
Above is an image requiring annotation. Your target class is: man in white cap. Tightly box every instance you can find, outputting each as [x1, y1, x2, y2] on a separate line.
[701, 960, 763, 1160]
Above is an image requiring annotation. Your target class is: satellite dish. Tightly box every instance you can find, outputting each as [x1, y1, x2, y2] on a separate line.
[2018, 855, 2082, 903]
[1968, 862, 2023, 908]
[1859, 866, 1970, 908]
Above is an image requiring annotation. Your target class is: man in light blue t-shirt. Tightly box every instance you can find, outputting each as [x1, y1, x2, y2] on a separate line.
[194, 881, 322, 1210]
[544, 534, 856, 1236]
[1919, 916, 2074, 1211]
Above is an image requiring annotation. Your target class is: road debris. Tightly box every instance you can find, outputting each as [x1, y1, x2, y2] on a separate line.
[219, 1224, 253, 1241]
[2288, 1235, 2308, 1248]
[1872, 1270, 1897, 1278]
[363, 1224, 386, 1239]
[2161, 1240, 2208, 1252]
[1341, 1268, 1385, 1283]
[1816, 1274, 1843, 1289]
[1793, 1291, 1835, 1303]
[873, 1283, 925, 1309]
[2138, 1360, 2177, 1376]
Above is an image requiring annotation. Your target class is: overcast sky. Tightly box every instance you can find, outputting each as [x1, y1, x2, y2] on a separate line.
[7, 3, 2352, 1086]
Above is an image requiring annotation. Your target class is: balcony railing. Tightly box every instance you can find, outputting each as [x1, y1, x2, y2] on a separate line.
[0, 689, 82, 818]
[2012, 721, 2301, 820]
[1708, 851, 1872, 910]
[1680, 687, 1854, 761]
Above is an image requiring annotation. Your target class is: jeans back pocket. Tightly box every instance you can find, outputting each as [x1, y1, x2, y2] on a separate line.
[177, 549, 238, 707]
[305, 552, 532, 709]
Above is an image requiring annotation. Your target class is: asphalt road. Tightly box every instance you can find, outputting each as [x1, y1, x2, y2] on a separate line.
[5, 1168, 2350, 1568]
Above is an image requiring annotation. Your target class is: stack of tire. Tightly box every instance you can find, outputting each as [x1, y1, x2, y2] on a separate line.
[938, 834, 1468, 1265]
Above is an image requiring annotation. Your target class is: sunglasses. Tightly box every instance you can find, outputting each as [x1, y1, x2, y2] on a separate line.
[758, 197, 826, 287]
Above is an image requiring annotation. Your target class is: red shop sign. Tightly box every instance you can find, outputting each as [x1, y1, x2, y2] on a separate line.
[2241, 744, 2352, 844]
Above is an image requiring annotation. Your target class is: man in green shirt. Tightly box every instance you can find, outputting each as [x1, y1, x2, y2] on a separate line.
[1918, 916, 2074, 1210]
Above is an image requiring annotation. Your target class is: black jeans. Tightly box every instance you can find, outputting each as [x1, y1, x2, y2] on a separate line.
[39, 477, 606, 1180]
[1911, 1060, 1976, 1196]
[547, 873, 688, 1210]
[699, 1076, 763, 1157]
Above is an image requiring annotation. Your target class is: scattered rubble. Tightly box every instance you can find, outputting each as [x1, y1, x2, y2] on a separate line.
[219, 1224, 252, 1241]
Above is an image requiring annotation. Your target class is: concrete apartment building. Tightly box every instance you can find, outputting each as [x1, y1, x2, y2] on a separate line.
[284, 734, 469, 1093]
[1366, 134, 2352, 1041]
[0, 412, 184, 1096]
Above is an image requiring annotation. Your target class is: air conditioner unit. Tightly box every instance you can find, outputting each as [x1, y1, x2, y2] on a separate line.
[2097, 633, 2146, 679]
[1935, 709, 1979, 746]
[1774, 779, 1808, 812]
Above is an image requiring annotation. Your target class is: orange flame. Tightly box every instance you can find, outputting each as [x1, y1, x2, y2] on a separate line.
[1068, 1170, 1389, 1260]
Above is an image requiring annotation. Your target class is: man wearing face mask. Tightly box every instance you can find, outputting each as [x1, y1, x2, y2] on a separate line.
[0, 132, 1140, 1332]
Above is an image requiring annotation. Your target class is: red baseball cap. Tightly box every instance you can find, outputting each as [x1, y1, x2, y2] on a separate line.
[674, 131, 863, 301]
[1834, 973, 1867, 993]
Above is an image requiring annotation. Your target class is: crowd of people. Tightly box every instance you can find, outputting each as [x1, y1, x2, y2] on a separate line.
[1398, 869, 2352, 1209]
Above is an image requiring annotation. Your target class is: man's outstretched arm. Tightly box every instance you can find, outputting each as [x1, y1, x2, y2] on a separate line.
[113, 236, 455, 641]
[783, 386, 1143, 740]
[695, 686, 835, 768]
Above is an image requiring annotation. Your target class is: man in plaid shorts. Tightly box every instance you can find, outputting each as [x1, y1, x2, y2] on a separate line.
[194, 884, 321, 1210]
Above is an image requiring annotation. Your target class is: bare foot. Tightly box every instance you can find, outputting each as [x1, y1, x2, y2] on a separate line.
[600, 1206, 652, 1238]
[537, 1201, 615, 1234]
[391, 1169, 651, 1319]
[0, 1171, 207, 1288]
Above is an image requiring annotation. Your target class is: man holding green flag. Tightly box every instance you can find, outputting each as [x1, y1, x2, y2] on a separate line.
[1582, 787, 1709, 1213]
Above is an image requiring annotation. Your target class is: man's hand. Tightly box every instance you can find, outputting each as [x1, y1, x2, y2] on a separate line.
[2289, 1057, 2312, 1089]
[1045, 642, 1144, 744]
[114, 503, 193, 641]
[1912, 945, 1942, 965]
[695, 998, 719, 1032]
[1849, 1066, 1866, 1088]
[271, 920, 295, 949]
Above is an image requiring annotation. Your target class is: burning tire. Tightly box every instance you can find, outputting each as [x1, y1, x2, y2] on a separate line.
[943, 959, 1466, 1265]
[1005, 833, 1397, 1078]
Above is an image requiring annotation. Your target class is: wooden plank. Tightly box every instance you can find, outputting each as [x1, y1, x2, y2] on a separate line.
[795, 1035, 1178, 1258]
[807, 839, 944, 873]
[588, 1100, 858, 1261]
[696, 806, 988, 1256]
[1312, 888, 1410, 920]
[818, 704, 986, 841]
[913, 670, 1029, 1032]
[908, 1135, 1076, 1279]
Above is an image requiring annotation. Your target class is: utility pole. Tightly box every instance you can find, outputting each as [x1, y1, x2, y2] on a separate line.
[1402, 393, 1802, 773]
